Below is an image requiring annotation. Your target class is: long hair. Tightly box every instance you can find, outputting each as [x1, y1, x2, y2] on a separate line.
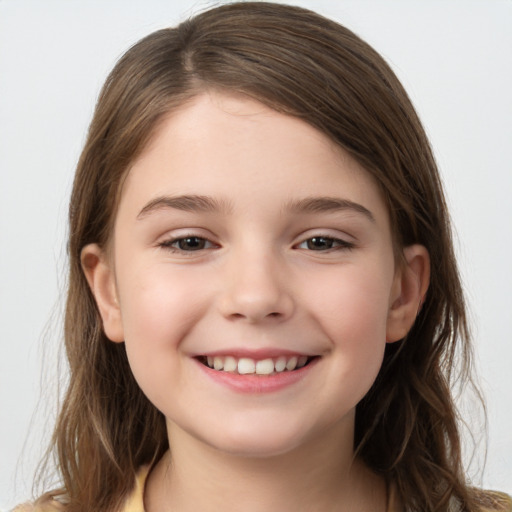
[38, 3, 499, 511]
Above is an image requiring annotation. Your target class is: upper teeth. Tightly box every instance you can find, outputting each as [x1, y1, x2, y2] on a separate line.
[205, 355, 309, 375]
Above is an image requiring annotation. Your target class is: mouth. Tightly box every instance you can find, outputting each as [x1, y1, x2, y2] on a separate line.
[196, 354, 318, 376]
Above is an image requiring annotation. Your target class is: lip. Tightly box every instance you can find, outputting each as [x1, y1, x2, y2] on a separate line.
[192, 348, 316, 359]
[193, 355, 319, 394]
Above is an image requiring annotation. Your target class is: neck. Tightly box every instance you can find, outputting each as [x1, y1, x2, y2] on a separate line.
[145, 417, 387, 512]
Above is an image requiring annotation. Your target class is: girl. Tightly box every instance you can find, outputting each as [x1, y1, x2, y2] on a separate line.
[17, 2, 511, 511]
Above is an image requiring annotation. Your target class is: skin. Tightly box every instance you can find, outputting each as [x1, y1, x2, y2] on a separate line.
[82, 91, 429, 512]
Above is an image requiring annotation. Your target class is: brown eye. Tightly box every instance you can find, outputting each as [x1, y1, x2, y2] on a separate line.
[160, 236, 214, 252]
[297, 236, 354, 251]
[306, 237, 335, 250]
[175, 237, 208, 251]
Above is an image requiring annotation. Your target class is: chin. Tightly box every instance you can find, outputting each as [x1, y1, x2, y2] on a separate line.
[194, 416, 323, 459]
[211, 434, 306, 459]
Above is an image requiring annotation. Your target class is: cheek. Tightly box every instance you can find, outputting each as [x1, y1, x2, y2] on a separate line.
[115, 265, 211, 412]
[313, 264, 392, 338]
[310, 264, 392, 392]
[115, 263, 210, 376]
[119, 263, 204, 337]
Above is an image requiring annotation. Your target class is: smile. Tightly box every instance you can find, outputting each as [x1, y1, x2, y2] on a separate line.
[194, 352, 320, 393]
[199, 355, 315, 375]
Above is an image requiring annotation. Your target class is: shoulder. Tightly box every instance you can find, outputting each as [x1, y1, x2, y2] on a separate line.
[387, 486, 512, 512]
[11, 465, 150, 512]
[12, 495, 67, 512]
[475, 490, 512, 511]
[11, 499, 65, 512]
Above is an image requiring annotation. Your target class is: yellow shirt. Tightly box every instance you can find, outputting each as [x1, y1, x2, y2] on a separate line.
[100, 467, 512, 512]
[121, 465, 150, 512]
[14, 467, 512, 512]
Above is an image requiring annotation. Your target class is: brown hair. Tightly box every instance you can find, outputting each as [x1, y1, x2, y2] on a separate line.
[37, 3, 500, 511]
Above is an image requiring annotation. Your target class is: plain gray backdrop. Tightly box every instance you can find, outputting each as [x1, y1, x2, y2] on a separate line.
[1, 1, 511, 509]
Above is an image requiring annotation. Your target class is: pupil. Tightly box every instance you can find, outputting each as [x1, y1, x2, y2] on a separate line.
[308, 237, 333, 250]
[179, 237, 204, 250]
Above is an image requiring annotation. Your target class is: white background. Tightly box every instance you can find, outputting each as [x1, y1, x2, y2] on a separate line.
[1, 0, 511, 509]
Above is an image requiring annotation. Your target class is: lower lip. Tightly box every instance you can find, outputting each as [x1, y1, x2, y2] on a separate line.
[195, 358, 319, 394]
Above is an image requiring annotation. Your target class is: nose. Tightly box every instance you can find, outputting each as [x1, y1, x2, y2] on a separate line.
[217, 248, 295, 323]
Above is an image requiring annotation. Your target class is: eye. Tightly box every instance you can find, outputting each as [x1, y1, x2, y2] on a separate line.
[298, 236, 354, 251]
[159, 236, 215, 252]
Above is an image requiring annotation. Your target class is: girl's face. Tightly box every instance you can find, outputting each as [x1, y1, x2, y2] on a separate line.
[85, 92, 426, 458]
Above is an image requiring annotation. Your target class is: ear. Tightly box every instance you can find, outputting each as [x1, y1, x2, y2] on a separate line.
[81, 243, 124, 343]
[386, 244, 430, 343]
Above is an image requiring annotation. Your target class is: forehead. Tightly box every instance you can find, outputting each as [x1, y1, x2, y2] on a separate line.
[132, 91, 344, 172]
[119, 91, 389, 226]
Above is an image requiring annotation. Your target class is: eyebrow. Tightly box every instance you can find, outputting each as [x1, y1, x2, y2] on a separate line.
[137, 194, 375, 222]
[137, 194, 233, 219]
[285, 196, 375, 222]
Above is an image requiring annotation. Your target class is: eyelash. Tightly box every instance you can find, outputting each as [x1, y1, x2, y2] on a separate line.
[158, 235, 216, 253]
[158, 234, 354, 253]
[296, 235, 355, 252]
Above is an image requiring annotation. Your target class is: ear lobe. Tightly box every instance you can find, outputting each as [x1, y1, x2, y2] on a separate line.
[386, 244, 430, 343]
[81, 243, 125, 343]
